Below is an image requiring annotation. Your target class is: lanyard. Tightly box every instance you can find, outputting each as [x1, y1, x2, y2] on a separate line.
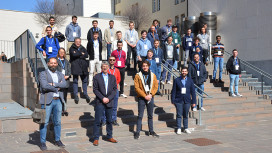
[46, 36, 54, 45]
[117, 50, 122, 60]
[93, 40, 99, 48]
[130, 29, 134, 38]
[154, 48, 158, 56]
[194, 62, 199, 70]
[108, 68, 116, 75]
[92, 28, 98, 32]
[167, 26, 171, 33]
[59, 58, 65, 69]
[73, 25, 77, 32]
[147, 59, 152, 67]
[143, 75, 149, 85]
[181, 77, 187, 86]
[235, 58, 238, 65]
[141, 39, 147, 45]
[216, 43, 220, 49]
[202, 34, 206, 39]
[109, 27, 113, 36]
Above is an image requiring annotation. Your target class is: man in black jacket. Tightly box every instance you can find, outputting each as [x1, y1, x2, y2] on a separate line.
[188, 54, 207, 111]
[87, 20, 103, 41]
[226, 49, 242, 97]
[69, 38, 91, 104]
[87, 31, 102, 87]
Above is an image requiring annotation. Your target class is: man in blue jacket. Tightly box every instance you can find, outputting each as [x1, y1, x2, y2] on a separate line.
[182, 28, 194, 66]
[136, 30, 152, 70]
[188, 54, 207, 111]
[146, 50, 158, 81]
[171, 66, 196, 135]
[36, 26, 60, 60]
[189, 37, 203, 63]
[147, 25, 159, 48]
[152, 39, 164, 95]
[65, 16, 81, 55]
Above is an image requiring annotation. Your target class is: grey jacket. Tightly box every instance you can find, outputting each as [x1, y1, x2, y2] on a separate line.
[65, 22, 81, 42]
[57, 58, 71, 88]
[39, 70, 67, 105]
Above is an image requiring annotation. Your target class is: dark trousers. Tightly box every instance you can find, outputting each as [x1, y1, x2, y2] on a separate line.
[93, 103, 113, 140]
[137, 56, 146, 71]
[72, 75, 88, 96]
[175, 102, 190, 129]
[136, 97, 154, 133]
[202, 48, 209, 63]
[118, 67, 125, 95]
[107, 43, 112, 61]
[127, 45, 137, 70]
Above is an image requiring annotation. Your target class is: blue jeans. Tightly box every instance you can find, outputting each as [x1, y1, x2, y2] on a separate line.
[175, 102, 190, 129]
[229, 74, 240, 94]
[107, 43, 112, 61]
[195, 84, 204, 108]
[93, 103, 113, 140]
[102, 90, 119, 122]
[73, 75, 88, 96]
[40, 99, 62, 143]
[156, 65, 162, 92]
[136, 97, 154, 133]
[173, 48, 179, 69]
[213, 57, 224, 80]
[162, 60, 173, 82]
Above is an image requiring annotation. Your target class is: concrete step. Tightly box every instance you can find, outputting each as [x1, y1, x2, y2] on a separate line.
[241, 78, 258, 82]
[252, 86, 271, 91]
[246, 82, 265, 87]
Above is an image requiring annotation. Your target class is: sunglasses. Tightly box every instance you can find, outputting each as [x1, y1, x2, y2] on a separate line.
[109, 59, 115, 61]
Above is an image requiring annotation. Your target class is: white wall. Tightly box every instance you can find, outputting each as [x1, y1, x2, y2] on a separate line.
[0, 9, 128, 58]
[83, 0, 112, 17]
[188, 0, 272, 62]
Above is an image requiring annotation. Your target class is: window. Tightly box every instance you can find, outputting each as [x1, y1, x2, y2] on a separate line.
[175, 0, 179, 5]
[152, 0, 156, 13]
[157, 0, 160, 11]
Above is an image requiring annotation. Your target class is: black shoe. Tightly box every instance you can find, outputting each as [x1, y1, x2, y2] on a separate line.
[54, 140, 65, 148]
[218, 79, 224, 83]
[74, 95, 79, 104]
[62, 111, 69, 116]
[134, 132, 140, 139]
[102, 122, 106, 126]
[150, 131, 159, 138]
[40, 143, 47, 151]
[156, 91, 162, 96]
[211, 79, 215, 83]
[84, 94, 91, 103]
[112, 120, 119, 126]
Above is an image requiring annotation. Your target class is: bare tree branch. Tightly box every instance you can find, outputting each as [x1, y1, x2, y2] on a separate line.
[123, 4, 151, 31]
[33, 0, 67, 27]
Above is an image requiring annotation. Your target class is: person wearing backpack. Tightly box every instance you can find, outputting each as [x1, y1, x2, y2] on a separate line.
[36, 26, 60, 60]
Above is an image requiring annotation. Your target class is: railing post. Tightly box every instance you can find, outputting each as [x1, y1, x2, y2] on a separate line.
[20, 36, 22, 60]
[27, 30, 30, 59]
[198, 95, 202, 125]
[261, 73, 264, 95]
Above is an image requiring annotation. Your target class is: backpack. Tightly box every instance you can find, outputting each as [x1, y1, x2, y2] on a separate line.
[41, 36, 57, 51]
[54, 32, 66, 42]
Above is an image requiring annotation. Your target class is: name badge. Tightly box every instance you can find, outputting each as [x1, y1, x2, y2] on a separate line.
[73, 32, 77, 37]
[202, 39, 206, 43]
[193, 48, 195, 52]
[175, 39, 178, 43]
[181, 88, 186, 94]
[48, 47, 52, 53]
[188, 42, 192, 47]
[62, 69, 65, 75]
[130, 37, 134, 42]
[155, 58, 159, 63]
[218, 51, 221, 55]
[145, 85, 150, 92]
[111, 37, 114, 41]
[117, 61, 122, 66]
[167, 51, 172, 56]
[144, 45, 148, 50]
[235, 65, 239, 70]
[197, 71, 200, 76]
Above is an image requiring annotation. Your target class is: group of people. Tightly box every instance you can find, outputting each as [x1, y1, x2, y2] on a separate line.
[36, 16, 243, 151]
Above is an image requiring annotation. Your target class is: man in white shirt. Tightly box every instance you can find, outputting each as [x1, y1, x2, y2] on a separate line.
[111, 31, 128, 55]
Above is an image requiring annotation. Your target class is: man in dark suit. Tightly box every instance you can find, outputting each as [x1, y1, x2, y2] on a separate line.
[171, 66, 196, 135]
[93, 61, 118, 146]
[39, 57, 67, 151]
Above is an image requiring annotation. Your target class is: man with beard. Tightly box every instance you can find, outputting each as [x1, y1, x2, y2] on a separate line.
[38, 57, 67, 151]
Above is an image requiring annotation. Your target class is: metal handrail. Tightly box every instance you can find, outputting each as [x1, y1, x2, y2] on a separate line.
[162, 59, 212, 98]
[224, 50, 272, 80]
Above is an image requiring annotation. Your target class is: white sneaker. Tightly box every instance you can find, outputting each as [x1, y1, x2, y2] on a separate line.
[200, 107, 206, 111]
[192, 108, 197, 112]
[184, 129, 191, 134]
[236, 93, 243, 97]
[231, 93, 236, 97]
[177, 128, 182, 135]
[167, 81, 172, 84]
[88, 84, 92, 87]
[120, 94, 127, 98]
[160, 81, 165, 85]
[124, 83, 127, 86]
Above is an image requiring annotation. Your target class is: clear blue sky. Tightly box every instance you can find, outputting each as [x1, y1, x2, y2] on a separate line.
[0, 0, 53, 12]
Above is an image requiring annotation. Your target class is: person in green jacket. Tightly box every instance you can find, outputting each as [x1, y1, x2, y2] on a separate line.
[168, 25, 181, 70]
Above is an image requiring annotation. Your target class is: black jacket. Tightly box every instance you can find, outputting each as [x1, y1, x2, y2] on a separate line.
[162, 42, 179, 61]
[226, 56, 241, 75]
[87, 39, 103, 61]
[69, 43, 89, 75]
[87, 27, 103, 41]
[188, 61, 207, 85]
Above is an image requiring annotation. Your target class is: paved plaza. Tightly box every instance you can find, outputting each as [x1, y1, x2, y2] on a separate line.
[0, 120, 271, 153]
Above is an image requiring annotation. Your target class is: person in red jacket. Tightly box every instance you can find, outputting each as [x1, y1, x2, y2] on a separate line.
[111, 41, 127, 98]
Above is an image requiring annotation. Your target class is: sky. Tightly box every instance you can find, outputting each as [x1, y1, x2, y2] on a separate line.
[0, 0, 53, 12]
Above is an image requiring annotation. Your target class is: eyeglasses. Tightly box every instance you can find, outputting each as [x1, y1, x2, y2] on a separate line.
[109, 59, 115, 61]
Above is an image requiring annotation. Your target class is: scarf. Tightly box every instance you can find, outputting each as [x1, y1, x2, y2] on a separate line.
[141, 69, 151, 89]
